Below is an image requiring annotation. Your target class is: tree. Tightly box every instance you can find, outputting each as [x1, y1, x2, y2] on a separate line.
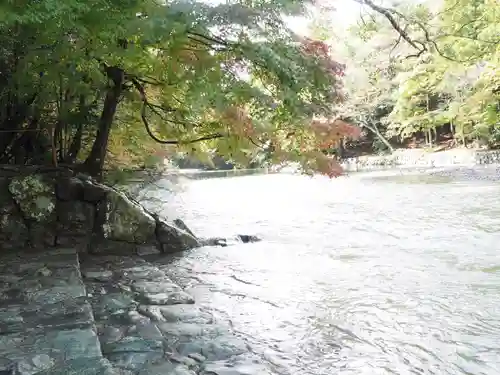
[0, 0, 362, 179]
[313, 0, 499, 153]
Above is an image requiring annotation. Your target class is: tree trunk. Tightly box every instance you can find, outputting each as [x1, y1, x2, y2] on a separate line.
[363, 123, 394, 152]
[82, 67, 124, 178]
[0, 94, 37, 157]
[337, 137, 345, 159]
[65, 123, 83, 165]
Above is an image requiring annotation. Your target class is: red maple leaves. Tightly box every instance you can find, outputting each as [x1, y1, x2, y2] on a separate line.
[220, 37, 361, 178]
[300, 37, 346, 77]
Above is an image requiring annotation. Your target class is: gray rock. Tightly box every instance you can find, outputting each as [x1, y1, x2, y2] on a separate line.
[176, 336, 247, 361]
[201, 360, 272, 375]
[102, 335, 163, 354]
[139, 291, 195, 306]
[187, 353, 206, 363]
[0, 209, 28, 250]
[8, 175, 55, 222]
[132, 281, 180, 295]
[83, 270, 114, 282]
[107, 352, 163, 371]
[92, 294, 137, 318]
[82, 181, 108, 203]
[119, 265, 166, 281]
[55, 177, 84, 201]
[169, 354, 198, 367]
[172, 219, 197, 238]
[56, 200, 94, 239]
[99, 325, 126, 346]
[34, 357, 123, 375]
[156, 222, 201, 254]
[103, 189, 156, 244]
[138, 361, 196, 375]
[137, 306, 165, 322]
[137, 245, 161, 256]
[14, 354, 54, 375]
[157, 323, 205, 338]
[159, 305, 211, 324]
[126, 310, 151, 325]
[236, 235, 261, 243]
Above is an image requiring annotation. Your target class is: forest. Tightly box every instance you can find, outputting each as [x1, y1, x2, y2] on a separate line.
[333, 0, 499, 157]
[0, 0, 498, 177]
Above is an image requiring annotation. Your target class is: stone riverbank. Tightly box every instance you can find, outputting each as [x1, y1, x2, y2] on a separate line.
[0, 165, 265, 374]
[341, 148, 500, 172]
[0, 248, 266, 375]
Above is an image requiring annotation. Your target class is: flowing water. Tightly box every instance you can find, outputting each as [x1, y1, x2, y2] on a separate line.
[146, 167, 500, 375]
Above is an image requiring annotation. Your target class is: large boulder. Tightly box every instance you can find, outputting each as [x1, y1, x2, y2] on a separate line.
[0, 166, 258, 255]
[8, 174, 56, 222]
[0, 167, 204, 254]
[103, 188, 156, 244]
[8, 174, 57, 246]
[0, 177, 29, 250]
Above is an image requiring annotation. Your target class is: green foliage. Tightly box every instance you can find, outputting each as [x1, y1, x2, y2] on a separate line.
[333, 0, 499, 151]
[0, 0, 359, 176]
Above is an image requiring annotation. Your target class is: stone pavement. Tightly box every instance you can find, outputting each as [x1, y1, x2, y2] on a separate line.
[0, 248, 270, 375]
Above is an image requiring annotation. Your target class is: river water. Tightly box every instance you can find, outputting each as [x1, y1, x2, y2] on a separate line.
[147, 167, 500, 375]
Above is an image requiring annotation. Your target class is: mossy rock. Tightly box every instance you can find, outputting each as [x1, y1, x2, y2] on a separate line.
[8, 174, 56, 222]
[103, 188, 156, 243]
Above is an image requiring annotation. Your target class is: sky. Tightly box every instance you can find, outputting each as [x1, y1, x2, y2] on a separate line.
[284, 1, 365, 37]
[286, 0, 434, 37]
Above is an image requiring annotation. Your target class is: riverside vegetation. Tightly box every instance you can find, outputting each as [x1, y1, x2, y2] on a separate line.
[0, 0, 497, 248]
[0, 1, 498, 374]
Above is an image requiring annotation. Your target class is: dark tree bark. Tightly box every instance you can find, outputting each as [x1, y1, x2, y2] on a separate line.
[65, 123, 83, 165]
[82, 66, 124, 178]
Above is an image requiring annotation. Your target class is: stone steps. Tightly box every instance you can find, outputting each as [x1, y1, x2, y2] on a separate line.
[0, 249, 268, 375]
[0, 248, 111, 375]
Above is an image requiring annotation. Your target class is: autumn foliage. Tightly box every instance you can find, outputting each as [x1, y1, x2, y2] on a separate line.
[300, 37, 346, 78]
[217, 38, 361, 178]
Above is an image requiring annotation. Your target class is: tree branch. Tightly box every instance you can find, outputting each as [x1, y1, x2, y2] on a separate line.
[354, 0, 477, 62]
[130, 78, 224, 145]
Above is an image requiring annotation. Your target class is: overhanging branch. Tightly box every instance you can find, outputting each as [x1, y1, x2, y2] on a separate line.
[130, 78, 224, 145]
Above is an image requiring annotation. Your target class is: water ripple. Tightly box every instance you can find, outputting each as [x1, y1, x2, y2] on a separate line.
[146, 169, 500, 374]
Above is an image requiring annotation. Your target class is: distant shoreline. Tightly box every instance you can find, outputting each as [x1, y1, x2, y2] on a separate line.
[341, 148, 500, 172]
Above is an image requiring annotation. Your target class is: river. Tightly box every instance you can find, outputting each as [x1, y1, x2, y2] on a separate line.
[144, 167, 500, 375]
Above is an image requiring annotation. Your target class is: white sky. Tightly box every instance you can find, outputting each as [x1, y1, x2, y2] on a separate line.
[284, 1, 364, 36]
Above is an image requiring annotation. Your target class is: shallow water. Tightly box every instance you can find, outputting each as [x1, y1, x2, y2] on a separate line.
[148, 167, 500, 375]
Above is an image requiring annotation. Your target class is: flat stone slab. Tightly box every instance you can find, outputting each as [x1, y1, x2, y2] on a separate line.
[80, 254, 256, 373]
[0, 248, 104, 374]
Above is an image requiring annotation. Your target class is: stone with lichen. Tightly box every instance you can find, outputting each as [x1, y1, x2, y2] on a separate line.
[8, 174, 56, 222]
[103, 189, 156, 243]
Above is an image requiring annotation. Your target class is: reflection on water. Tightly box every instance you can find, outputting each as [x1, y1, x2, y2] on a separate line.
[148, 167, 500, 375]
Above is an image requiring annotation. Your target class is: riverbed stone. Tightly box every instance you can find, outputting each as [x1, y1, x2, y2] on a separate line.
[132, 281, 181, 295]
[34, 357, 123, 375]
[138, 290, 195, 305]
[107, 352, 164, 371]
[139, 361, 196, 375]
[157, 221, 201, 253]
[83, 269, 114, 282]
[176, 336, 248, 361]
[201, 358, 273, 375]
[159, 305, 212, 324]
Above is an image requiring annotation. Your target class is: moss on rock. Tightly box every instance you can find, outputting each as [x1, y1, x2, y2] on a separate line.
[103, 189, 156, 243]
[8, 175, 56, 221]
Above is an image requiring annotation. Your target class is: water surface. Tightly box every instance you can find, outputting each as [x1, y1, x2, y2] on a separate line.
[147, 167, 500, 375]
